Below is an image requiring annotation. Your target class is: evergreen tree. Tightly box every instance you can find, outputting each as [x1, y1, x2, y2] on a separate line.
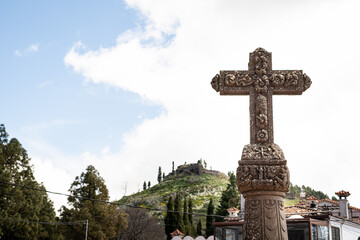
[143, 181, 147, 190]
[215, 172, 240, 222]
[197, 219, 203, 236]
[148, 181, 151, 188]
[60, 165, 126, 240]
[183, 198, 191, 235]
[174, 193, 184, 232]
[0, 124, 58, 239]
[188, 196, 195, 235]
[158, 167, 162, 183]
[206, 197, 215, 237]
[172, 161, 175, 173]
[204, 160, 207, 169]
[163, 172, 165, 180]
[164, 196, 176, 240]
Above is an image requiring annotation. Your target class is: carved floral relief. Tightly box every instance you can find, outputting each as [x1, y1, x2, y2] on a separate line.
[237, 163, 289, 193]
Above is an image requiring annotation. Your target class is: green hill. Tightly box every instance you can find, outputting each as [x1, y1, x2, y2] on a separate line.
[117, 163, 229, 217]
[117, 162, 331, 220]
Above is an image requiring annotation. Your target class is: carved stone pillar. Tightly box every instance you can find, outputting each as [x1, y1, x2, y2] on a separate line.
[237, 143, 290, 240]
[211, 48, 311, 240]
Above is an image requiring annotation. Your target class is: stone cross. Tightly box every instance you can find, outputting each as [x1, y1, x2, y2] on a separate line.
[211, 48, 311, 240]
[211, 48, 311, 145]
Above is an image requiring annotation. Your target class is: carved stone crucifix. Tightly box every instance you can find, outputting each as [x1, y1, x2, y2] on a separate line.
[211, 48, 311, 240]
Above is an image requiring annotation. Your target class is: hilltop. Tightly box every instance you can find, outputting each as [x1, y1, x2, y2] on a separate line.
[118, 163, 229, 217]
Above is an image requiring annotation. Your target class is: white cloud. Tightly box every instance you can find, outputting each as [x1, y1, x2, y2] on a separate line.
[14, 43, 39, 56]
[58, 0, 360, 209]
[27, 44, 39, 53]
[37, 80, 53, 88]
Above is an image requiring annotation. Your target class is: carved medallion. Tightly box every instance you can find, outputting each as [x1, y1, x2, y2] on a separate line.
[256, 129, 268, 143]
[254, 76, 269, 93]
[271, 73, 285, 87]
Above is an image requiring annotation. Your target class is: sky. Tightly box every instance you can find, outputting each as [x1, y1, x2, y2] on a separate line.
[2, 0, 360, 212]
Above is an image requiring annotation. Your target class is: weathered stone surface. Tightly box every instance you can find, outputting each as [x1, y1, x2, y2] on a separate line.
[211, 48, 311, 240]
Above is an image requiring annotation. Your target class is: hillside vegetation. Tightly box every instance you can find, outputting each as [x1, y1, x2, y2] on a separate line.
[118, 163, 229, 216]
[118, 162, 331, 218]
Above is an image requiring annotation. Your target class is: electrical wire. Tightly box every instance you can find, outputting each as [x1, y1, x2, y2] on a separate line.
[0, 217, 86, 225]
[0, 180, 226, 218]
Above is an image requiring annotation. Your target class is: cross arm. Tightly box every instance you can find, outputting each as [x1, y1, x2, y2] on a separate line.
[271, 70, 311, 95]
[211, 70, 254, 95]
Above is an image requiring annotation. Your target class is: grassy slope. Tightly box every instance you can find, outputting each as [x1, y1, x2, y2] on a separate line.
[284, 198, 301, 207]
[118, 172, 229, 216]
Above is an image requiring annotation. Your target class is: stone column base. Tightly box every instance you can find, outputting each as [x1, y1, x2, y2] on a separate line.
[243, 191, 287, 240]
[236, 143, 290, 240]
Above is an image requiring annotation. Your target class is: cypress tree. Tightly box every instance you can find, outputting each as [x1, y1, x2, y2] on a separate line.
[157, 167, 162, 183]
[172, 161, 175, 173]
[148, 181, 151, 188]
[164, 196, 176, 240]
[197, 219, 203, 236]
[188, 196, 195, 235]
[206, 197, 215, 237]
[143, 181, 147, 190]
[174, 193, 184, 232]
[183, 198, 191, 235]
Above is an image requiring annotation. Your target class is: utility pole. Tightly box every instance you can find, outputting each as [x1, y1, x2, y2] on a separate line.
[85, 219, 88, 240]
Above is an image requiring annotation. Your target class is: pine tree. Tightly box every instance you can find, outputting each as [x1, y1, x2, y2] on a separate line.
[197, 219, 203, 236]
[204, 160, 207, 169]
[148, 181, 151, 188]
[174, 193, 184, 232]
[60, 165, 126, 239]
[0, 124, 58, 239]
[206, 197, 215, 237]
[163, 172, 165, 180]
[157, 167, 162, 183]
[215, 172, 240, 222]
[172, 161, 175, 173]
[164, 196, 176, 240]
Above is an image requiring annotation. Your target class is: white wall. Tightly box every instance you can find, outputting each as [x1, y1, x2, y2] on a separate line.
[330, 217, 360, 240]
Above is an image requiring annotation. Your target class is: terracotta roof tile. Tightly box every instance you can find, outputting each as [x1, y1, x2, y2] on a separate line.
[306, 196, 318, 201]
[318, 198, 360, 212]
[170, 229, 185, 236]
[335, 190, 351, 198]
[227, 207, 240, 212]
